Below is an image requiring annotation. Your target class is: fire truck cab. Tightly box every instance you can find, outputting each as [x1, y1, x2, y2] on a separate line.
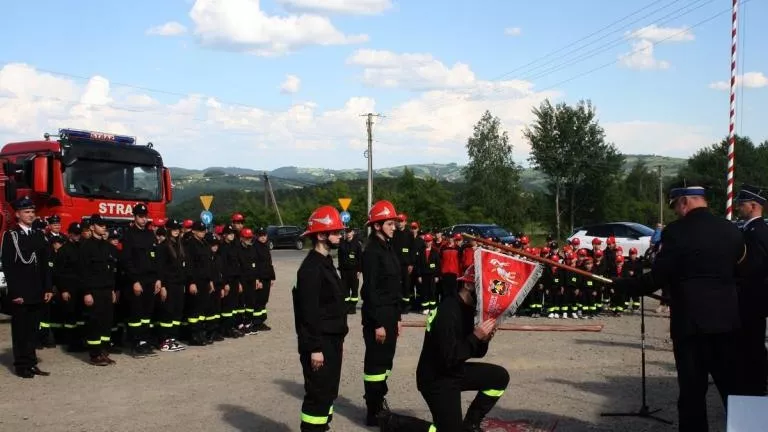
[0, 128, 173, 233]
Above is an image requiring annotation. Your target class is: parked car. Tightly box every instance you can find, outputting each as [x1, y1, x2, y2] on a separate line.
[265, 225, 304, 250]
[445, 224, 516, 244]
[568, 222, 654, 257]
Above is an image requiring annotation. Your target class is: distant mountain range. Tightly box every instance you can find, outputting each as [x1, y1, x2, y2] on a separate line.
[168, 154, 687, 204]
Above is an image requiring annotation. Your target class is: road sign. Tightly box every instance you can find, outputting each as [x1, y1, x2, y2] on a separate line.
[200, 195, 214, 211]
[200, 210, 213, 225]
[340, 211, 351, 224]
[338, 198, 352, 212]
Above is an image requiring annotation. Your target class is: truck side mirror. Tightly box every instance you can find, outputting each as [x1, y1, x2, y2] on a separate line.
[33, 156, 50, 195]
[163, 167, 173, 203]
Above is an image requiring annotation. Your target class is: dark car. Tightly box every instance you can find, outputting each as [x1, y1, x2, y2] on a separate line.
[266, 225, 304, 250]
[445, 224, 516, 244]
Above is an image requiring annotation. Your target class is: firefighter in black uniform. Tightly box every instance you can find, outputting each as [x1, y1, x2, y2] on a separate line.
[121, 203, 161, 357]
[39, 214, 64, 347]
[79, 215, 119, 366]
[156, 219, 188, 352]
[734, 184, 768, 396]
[219, 225, 243, 338]
[361, 200, 404, 426]
[253, 226, 275, 331]
[46, 234, 66, 345]
[392, 213, 414, 312]
[237, 228, 260, 335]
[206, 233, 225, 343]
[613, 186, 745, 432]
[338, 228, 363, 314]
[1, 196, 53, 378]
[184, 222, 214, 346]
[378, 264, 507, 432]
[54, 222, 84, 351]
[292, 205, 348, 432]
[415, 233, 440, 315]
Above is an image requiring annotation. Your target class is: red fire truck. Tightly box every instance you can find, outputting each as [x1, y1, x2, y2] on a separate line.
[0, 127, 173, 232]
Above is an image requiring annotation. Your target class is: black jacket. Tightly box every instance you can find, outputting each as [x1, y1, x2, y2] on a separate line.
[158, 237, 187, 287]
[237, 242, 259, 281]
[338, 238, 363, 271]
[54, 240, 80, 293]
[218, 241, 241, 286]
[617, 207, 744, 338]
[121, 225, 159, 284]
[392, 229, 414, 266]
[738, 217, 768, 319]
[416, 295, 488, 391]
[293, 250, 349, 353]
[254, 241, 276, 281]
[361, 234, 402, 329]
[185, 236, 213, 284]
[415, 246, 441, 277]
[78, 237, 118, 295]
[1, 225, 53, 303]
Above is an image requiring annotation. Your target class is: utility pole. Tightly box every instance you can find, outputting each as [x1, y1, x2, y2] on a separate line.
[263, 173, 284, 226]
[361, 113, 382, 233]
[263, 172, 269, 208]
[657, 165, 663, 224]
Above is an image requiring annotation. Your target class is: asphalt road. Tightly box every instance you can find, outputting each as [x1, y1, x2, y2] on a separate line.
[0, 249, 728, 432]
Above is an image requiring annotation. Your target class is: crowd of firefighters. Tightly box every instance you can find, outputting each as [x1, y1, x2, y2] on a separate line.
[363, 216, 654, 323]
[22, 208, 275, 367]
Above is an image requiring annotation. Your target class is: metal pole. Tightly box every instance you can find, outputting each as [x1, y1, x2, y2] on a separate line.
[657, 165, 663, 224]
[366, 113, 374, 235]
[725, 0, 739, 220]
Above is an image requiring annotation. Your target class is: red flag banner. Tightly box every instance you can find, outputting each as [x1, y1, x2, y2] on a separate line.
[474, 248, 544, 324]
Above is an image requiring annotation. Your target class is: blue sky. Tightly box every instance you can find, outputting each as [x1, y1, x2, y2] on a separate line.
[0, 0, 765, 170]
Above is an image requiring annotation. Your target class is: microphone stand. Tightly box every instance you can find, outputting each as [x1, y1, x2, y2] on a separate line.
[600, 294, 672, 424]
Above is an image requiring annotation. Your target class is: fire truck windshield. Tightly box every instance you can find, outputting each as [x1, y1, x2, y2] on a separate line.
[63, 159, 161, 201]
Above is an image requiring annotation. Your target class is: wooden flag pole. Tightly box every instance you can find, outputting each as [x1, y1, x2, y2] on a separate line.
[462, 233, 614, 284]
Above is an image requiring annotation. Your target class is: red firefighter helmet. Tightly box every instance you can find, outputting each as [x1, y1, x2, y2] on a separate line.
[240, 228, 254, 239]
[521, 236, 530, 245]
[541, 247, 551, 256]
[367, 200, 398, 226]
[423, 234, 434, 243]
[398, 213, 407, 222]
[453, 233, 463, 241]
[232, 213, 245, 223]
[607, 236, 617, 245]
[592, 238, 602, 245]
[303, 205, 345, 236]
[594, 249, 604, 258]
[571, 237, 581, 247]
[565, 252, 576, 261]
[214, 225, 224, 236]
[563, 245, 573, 253]
[629, 247, 638, 255]
[183, 219, 194, 229]
[155, 218, 168, 227]
[577, 248, 588, 257]
[458, 264, 475, 283]
[531, 247, 540, 256]
[524, 247, 533, 254]
[616, 255, 625, 263]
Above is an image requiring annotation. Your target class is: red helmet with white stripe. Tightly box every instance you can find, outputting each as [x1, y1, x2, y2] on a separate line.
[303, 206, 345, 237]
[367, 200, 398, 226]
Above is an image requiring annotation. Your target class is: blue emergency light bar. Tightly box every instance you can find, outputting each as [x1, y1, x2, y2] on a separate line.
[58, 128, 136, 145]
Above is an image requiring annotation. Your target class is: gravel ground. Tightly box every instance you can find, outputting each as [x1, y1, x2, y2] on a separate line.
[0, 250, 727, 432]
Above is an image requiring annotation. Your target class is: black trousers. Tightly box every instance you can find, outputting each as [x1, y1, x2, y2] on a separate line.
[221, 286, 238, 330]
[418, 276, 437, 309]
[383, 363, 510, 432]
[57, 290, 83, 344]
[254, 280, 272, 325]
[341, 270, 359, 305]
[299, 336, 344, 431]
[673, 332, 741, 432]
[206, 288, 222, 334]
[739, 317, 767, 396]
[184, 281, 211, 334]
[84, 290, 114, 357]
[126, 278, 158, 343]
[10, 302, 42, 369]
[158, 284, 185, 340]
[363, 323, 398, 405]
[401, 265, 413, 303]
[242, 278, 257, 324]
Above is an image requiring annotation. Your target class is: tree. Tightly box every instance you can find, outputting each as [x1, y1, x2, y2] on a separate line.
[462, 111, 523, 229]
[524, 99, 623, 237]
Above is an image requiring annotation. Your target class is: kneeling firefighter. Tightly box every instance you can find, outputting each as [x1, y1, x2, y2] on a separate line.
[378, 265, 510, 432]
[292, 205, 349, 432]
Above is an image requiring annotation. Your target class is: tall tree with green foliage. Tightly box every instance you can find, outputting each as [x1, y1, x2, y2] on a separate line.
[524, 99, 623, 237]
[462, 111, 523, 229]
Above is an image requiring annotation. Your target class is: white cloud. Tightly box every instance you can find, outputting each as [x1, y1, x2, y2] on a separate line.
[280, 74, 301, 94]
[603, 121, 716, 157]
[619, 40, 670, 70]
[189, 0, 368, 56]
[146, 21, 188, 36]
[709, 72, 768, 90]
[619, 25, 694, 70]
[625, 25, 694, 43]
[504, 27, 522, 36]
[278, 0, 392, 15]
[347, 49, 478, 90]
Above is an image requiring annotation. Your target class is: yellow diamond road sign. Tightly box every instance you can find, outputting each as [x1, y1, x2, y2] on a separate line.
[338, 198, 352, 211]
[200, 195, 214, 211]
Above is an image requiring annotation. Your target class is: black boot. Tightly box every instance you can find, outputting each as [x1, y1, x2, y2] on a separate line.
[365, 397, 389, 427]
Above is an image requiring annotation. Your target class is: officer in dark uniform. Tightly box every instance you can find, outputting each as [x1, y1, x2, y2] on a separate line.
[293, 205, 348, 432]
[1, 196, 53, 378]
[338, 228, 363, 314]
[735, 184, 768, 396]
[184, 222, 214, 346]
[392, 214, 414, 312]
[121, 203, 161, 357]
[613, 186, 745, 432]
[54, 222, 84, 351]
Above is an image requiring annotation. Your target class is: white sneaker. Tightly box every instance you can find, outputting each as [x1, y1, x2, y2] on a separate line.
[547, 313, 554, 318]
[572, 313, 579, 319]
[422, 309, 430, 316]
[170, 339, 186, 351]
